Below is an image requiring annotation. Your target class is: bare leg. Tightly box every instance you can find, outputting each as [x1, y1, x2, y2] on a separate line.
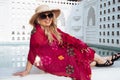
[90, 61, 96, 67]
[91, 52, 120, 67]
[94, 53, 109, 64]
[90, 53, 112, 67]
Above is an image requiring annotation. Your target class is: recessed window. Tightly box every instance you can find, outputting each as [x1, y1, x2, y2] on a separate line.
[118, 6, 120, 11]
[107, 31, 110, 36]
[103, 39, 105, 43]
[17, 37, 20, 40]
[104, 10, 106, 14]
[107, 24, 110, 28]
[107, 39, 109, 43]
[112, 39, 114, 43]
[112, 23, 115, 28]
[117, 23, 120, 27]
[116, 39, 119, 44]
[108, 16, 110, 20]
[112, 31, 114, 36]
[99, 38, 101, 43]
[117, 31, 120, 36]
[108, 1, 111, 5]
[104, 3, 106, 7]
[113, 0, 115, 4]
[103, 17, 106, 21]
[12, 37, 15, 40]
[100, 11, 102, 15]
[108, 9, 110, 13]
[118, 0, 120, 2]
[117, 14, 120, 19]
[112, 7, 115, 12]
[12, 31, 15, 35]
[112, 15, 115, 20]
[103, 24, 106, 28]
[103, 32, 105, 36]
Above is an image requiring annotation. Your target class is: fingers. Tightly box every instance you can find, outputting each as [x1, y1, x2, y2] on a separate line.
[13, 71, 28, 77]
[13, 72, 22, 76]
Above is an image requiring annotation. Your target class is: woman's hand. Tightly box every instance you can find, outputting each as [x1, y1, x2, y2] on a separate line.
[13, 61, 33, 77]
[13, 70, 30, 77]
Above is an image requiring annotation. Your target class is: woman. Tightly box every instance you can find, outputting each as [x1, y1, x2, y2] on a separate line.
[13, 5, 120, 80]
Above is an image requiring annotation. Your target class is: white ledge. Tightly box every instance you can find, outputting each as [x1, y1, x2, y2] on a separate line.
[0, 61, 120, 80]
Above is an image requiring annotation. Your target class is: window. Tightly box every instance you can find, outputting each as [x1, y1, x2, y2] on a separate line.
[12, 31, 15, 35]
[117, 14, 120, 19]
[108, 16, 110, 20]
[104, 10, 106, 14]
[103, 32, 105, 36]
[108, 9, 110, 13]
[103, 24, 106, 28]
[12, 37, 15, 40]
[118, 0, 120, 2]
[118, 6, 120, 11]
[113, 0, 115, 4]
[103, 39, 105, 43]
[103, 17, 106, 21]
[108, 1, 111, 5]
[100, 18, 102, 22]
[112, 23, 115, 28]
[107, 24, 110, 28]
[112, 15, 115, 20]
[116, 39, 119, 44]
[99, 38, 101, 43]
[100, 11, 102, 15]
[117, 31, 120, 36]
[112, 31, 114, 36]
[17, 37, 20, 40]
[117, 23, 120, 27]
[104, 3, 106, 7]
[112, 8, 115, 12]
[112, 39, 114, 43]
[107, 39, 109, 43]
[107, 31, 110, 36]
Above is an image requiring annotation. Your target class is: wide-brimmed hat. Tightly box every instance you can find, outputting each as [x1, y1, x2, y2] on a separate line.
[29, 5, 61, 25]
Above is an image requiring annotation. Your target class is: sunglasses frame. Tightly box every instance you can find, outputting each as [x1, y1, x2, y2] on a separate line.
[39, 12, 54, 19]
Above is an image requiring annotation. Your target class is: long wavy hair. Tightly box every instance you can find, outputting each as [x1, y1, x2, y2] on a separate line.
[29, 12, 62, 44]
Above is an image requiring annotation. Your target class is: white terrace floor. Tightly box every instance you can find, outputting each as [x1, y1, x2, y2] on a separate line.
[0, 61, 120, 80]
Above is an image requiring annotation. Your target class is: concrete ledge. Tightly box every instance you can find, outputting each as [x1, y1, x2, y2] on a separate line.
[0, 61, 120, 80]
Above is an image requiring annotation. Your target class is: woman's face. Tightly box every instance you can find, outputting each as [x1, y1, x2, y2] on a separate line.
[38, 12, 53, 27]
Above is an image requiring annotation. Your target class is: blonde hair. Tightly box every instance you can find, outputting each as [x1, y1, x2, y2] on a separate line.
[29, 13, 62, 44]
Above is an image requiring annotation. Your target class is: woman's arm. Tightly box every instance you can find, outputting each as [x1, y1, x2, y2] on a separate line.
[13, 60, 33, 76]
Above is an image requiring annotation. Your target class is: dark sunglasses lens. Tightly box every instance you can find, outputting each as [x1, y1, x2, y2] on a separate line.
[39, 13, 53, 19]
[48, 13, 53, 18]
[40, 14, 46, 19]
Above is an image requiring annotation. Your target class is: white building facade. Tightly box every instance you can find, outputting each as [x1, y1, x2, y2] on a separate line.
[0, 0, 83, 44]
[83, 0, 120, 49]
[0, 0, 120, 48]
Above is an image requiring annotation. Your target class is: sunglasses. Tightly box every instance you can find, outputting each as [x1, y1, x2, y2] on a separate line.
[39, 13, 54, 19]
